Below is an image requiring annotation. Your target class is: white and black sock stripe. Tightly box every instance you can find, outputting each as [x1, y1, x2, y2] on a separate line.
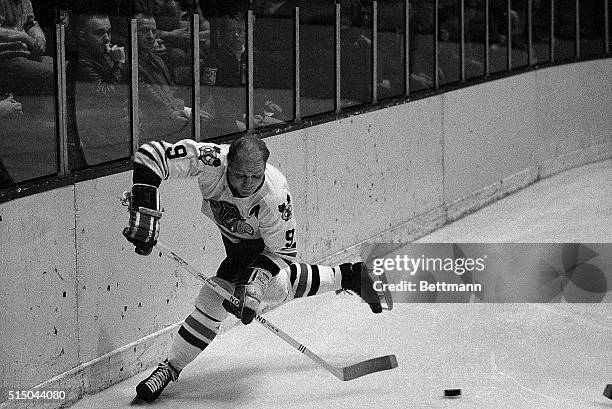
[178, 308, 220, 350]
[290, 263, 321, 298]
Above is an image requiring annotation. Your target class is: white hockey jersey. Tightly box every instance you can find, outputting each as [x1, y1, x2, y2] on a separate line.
[134, 139, 297, 263]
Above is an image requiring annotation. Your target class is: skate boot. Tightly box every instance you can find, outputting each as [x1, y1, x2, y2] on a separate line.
[136, 359, 180, 402]
[339, 262, 383, 313]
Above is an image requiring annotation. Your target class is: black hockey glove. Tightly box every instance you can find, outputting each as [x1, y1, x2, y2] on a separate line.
[222, 267, 272, 325]
[122, 184, 162, 256]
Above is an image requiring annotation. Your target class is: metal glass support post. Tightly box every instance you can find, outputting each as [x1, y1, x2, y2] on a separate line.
[295, 5, 301, 121]
[247, 9, 254, 131]
[507, 0, 512, 70]
[55, 23, 68, 176]
[575, 0, 580, 58]
[460, 0, 466, 82]
[372, 1, 378, 104]
[192, 15, 201, 140]
[527, 0, 533, 65]
[605, 0, 610, 54]
[405, 0, 410, 96]
[335, 2, 341, 114]
[550, 0, 555, 61]
[130, 19, 140, 157]
[434, 0, 439, 89]
[485, 0, 490, 76]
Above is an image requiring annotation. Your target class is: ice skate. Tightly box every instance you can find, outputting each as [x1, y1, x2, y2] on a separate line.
[135, 359, 179, 403]
[339, 262, 384, 313]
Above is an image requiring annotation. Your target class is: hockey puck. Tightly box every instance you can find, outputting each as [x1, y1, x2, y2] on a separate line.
[604, 384, 612, 400]
[444, 389, 461, 398]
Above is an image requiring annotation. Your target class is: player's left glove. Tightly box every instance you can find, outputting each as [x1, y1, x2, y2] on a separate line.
[223, 267, 272, 325]
[122, 184, 162, 256]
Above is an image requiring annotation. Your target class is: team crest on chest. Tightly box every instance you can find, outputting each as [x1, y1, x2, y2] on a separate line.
[209, 200, 254, 235]
[198, 146, 221, 167]
[278, 194, 292, 221]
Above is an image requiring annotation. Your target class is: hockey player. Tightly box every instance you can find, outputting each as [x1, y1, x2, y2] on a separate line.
[123, 135, 383, 402]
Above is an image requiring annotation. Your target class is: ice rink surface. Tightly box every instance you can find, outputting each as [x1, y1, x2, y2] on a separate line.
[70, 160, 612, 409]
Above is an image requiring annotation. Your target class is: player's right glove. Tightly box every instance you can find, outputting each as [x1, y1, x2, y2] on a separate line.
[122, 184, 162, 256]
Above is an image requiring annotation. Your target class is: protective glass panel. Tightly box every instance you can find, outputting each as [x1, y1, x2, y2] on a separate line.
[134, 1, 194, 144]
[253, 0, 295, 129]
[202, 2, 248, 137]
[300, 0, 335, 117]
[489, 0, 509, 73]
[554, 0, 576, 60]
[579, 0, 606, 57]
[532, 0, 551, 64]
[510, 0, 529, 68]
[66, 5, 131, 167]
[409, 0, 435, 92]
[340, 0, 373, 108]
[377, 0, 406, 99]
[438, 0, 461, 85]
[0, 0, 58, 186]
[465, 0, 486, 80]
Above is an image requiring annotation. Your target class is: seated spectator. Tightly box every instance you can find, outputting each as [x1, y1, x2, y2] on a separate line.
[71, 13, 130, 165]
[0, 0, 54, 95]
[135, 13, 213, 142]
[206, 13, 283, 135]
[73, 14, 127, 97]
[134, 0, 211, 84]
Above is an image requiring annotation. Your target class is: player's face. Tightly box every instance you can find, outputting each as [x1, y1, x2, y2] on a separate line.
[227, 157, 265, 197]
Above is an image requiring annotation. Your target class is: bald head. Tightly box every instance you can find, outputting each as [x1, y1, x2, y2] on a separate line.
[227, 135, 270, 165]
[226, 136, 269, 197]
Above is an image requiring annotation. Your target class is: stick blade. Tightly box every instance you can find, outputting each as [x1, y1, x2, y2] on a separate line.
[341, 354, 398, 381]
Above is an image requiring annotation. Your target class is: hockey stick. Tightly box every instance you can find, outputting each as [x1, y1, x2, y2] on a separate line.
[154, 241, 398, 381]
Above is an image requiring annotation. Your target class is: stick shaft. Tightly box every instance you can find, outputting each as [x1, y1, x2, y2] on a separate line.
[154, 242, 345, 379]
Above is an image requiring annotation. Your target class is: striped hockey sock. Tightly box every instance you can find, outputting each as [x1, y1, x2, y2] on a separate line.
[289, 263, 342, 299]
[168, 307, 220, 371]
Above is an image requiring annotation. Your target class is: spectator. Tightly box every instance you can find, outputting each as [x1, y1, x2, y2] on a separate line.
[134, 0, 211, 83]
[0, 0, 53, 95]
[71, 13, 129, 165]
[73, 14, 127, 96]
[135, 13, 213, 142]
[207, 13, 283, 136]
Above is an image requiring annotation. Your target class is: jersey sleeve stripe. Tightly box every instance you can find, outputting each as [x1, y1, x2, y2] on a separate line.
[149, 141, 169, 179]
[136, 144, 165, 179]
[136, 147, 162, 176]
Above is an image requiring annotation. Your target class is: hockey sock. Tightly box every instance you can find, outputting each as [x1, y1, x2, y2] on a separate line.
[289, 263, 342, 299]
[168, 308, 220, 371]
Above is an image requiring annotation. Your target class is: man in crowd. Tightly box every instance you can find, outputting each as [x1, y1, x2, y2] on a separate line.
[0, 0, 53, 95]
[71, 13, 129, 164]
